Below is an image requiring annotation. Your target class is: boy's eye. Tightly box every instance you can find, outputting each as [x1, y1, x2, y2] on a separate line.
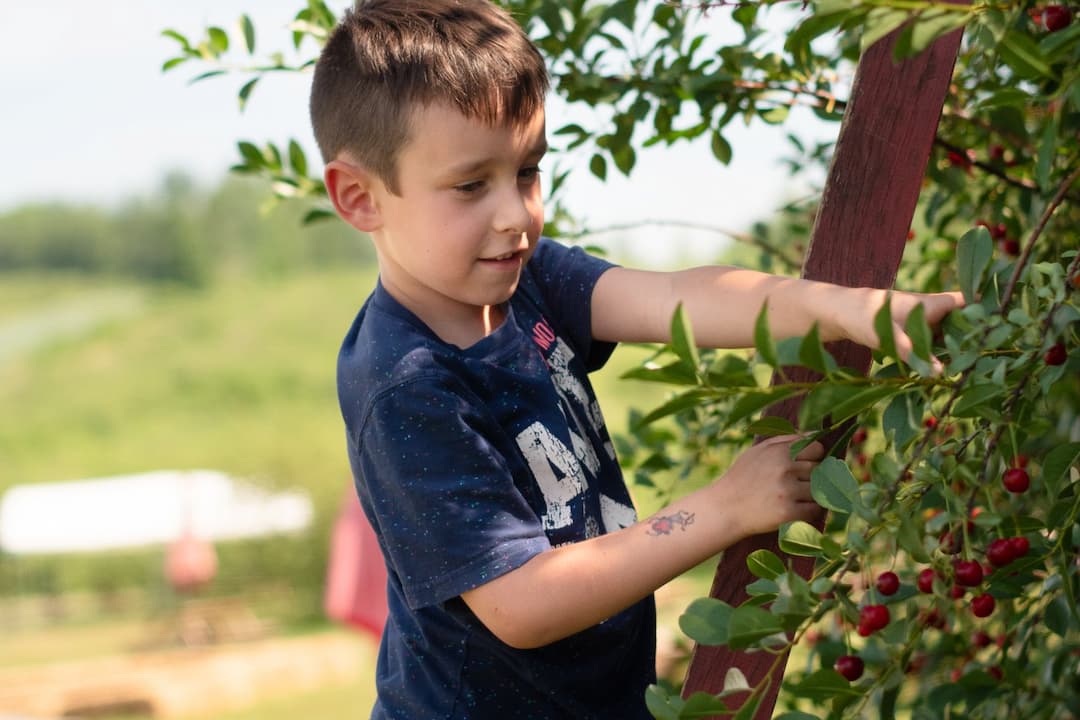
[519, 166, 541, 182]
[454, 180, 485, 194]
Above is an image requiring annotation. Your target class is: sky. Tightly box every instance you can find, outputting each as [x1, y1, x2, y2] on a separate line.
[1, 1, 837, 266]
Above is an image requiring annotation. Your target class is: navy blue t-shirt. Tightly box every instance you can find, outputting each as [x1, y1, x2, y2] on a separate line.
[337, 238, 656, 719]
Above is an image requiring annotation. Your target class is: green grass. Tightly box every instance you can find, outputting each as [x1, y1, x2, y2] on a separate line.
[0, 267, 663, 497]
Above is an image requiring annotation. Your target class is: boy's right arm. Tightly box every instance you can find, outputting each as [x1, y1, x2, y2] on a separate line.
[460, 434, 823, 650]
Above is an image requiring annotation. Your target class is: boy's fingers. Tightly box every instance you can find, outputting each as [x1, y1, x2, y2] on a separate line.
[794, 440, 825, 461]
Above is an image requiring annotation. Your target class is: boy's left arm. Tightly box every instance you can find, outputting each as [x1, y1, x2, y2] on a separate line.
[591, 265, 962, 361]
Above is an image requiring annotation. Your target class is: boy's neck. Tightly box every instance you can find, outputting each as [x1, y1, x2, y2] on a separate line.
[381, 277, 508, 349]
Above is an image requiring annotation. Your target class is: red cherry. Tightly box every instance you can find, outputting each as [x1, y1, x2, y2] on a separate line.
[1013, 454, 1029, 469]
[988, 665, 1003, 681]
[835, 654, 865, 681]
[1008, 535, 1030, 558]
[1044, 342, 1068, 366]
[954, 560, 984, 587]
[972, 630, 992, 648]
[852, 427, 868, 445]
[1043, 5, 1073, 32]
[924, 416, 938, 430]
[987, 538, 1015, 567]
[917, 568, 936, 594]
[1001, 238, 1021, 256]
[876, 571, 900, 596]
[947, 150, 972, 169]
[939, 530, 963, 555]
[989, 144, 1005, 162]
[1003, 467, 1030, 493]
[992, 223, 1008, 240]
[950, 667, 964, 683]
[972, 593, 996, 618]
[921, 608, 947, 630]
[859, 604, 890, 633]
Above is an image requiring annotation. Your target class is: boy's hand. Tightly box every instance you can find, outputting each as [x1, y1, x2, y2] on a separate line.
[835, 288, 963, 373]
[717, 434, 825, 539]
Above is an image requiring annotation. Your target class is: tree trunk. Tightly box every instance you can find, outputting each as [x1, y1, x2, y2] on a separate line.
[681, 16, 967, 718]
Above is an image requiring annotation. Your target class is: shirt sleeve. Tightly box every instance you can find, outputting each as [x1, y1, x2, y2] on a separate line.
[355, 373, 551, 610]
[526, 238, 618, 372]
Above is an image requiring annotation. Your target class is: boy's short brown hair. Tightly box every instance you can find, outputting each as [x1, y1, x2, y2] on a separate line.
[310, 0, 549, 194]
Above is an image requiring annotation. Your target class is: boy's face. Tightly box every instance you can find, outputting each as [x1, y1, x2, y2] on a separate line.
[369, 101, 547, 340]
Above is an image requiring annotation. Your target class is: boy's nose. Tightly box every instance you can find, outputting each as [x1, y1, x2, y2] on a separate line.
[493, 187, 534, 235]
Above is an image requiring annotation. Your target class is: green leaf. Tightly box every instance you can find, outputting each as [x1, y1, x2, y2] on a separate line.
[207, 26, 230, 54]
[239, 14, 256, 54]
[800, 383, 892, 430]
[645, 685, 681, 720]
[726, 386, 803, 428]
[882, 391, 922, 448]
[999, 29, 1054, 79]
[811, 457, 859, 514]
[1044, 595, 1077, 637]
[726, 604, 784, 649]
[798, 324, 836, 375]
[670, 304, 700, 375]
[1042, 442, 1080, 498]
[1036, 117, 1057, 191]
[872, 294, 899, 361]
[746, 416, 798, 437]
[754, 304, 778, 366]
[681, 692, 731, 717]
[779, 521, 824, 557]
[860, 7, 910, 53]
[622, 361, 699, 386]
[161, 56, 188, 72]
[237, 141, 265, 169]
[723, 667, 751, 694]
[898, 513, 931, 563]
[773, 571, 815, 624]
[705, 354, 756, 387]
[786, 669, 862, 701]
[161, 29, 192, 51]
[827, 384, 900, 424]
[951, 382, 1007, 418]
[904, 303, 932, 362]
[288, 139, 308, 177]
[633, 389, 710, 428]
[710, 130, 732, 164]
[747, 549, 786, 580]
[301, 208, 336, 225]
[957, 225, 993, 303]
[238, 77, 259, 111]
[906, 8, 968, 57]
[679, 597, 733, 646]
[589, 153, 607, 180]
[974, 88, 1030, 111]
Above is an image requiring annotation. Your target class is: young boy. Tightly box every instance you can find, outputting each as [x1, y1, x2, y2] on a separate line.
[312, 1, 961, 717]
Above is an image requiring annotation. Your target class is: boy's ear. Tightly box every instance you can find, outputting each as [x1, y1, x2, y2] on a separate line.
[325, 159, 383, 233]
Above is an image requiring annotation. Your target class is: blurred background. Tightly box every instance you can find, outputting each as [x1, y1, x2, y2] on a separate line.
[0, 2, 832, 718]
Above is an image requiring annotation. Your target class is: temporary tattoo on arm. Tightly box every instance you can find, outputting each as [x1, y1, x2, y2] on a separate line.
[646, 510, 695, 536]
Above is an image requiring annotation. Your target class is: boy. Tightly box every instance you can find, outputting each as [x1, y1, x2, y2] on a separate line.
[312, 1, 961, 717]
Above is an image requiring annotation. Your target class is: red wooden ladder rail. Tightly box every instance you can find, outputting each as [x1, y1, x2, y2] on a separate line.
[680, 13, 969, 719]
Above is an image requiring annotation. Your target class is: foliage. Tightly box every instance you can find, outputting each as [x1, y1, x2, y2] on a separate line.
[0, 174, 373, 285]
[160, 0, 1080, 717]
